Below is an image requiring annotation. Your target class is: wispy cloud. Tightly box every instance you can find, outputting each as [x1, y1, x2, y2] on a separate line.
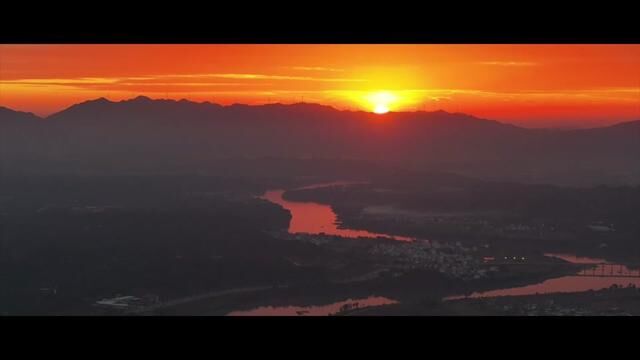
[288, 66, 345, 72]
[142, 73, 360, 82]
[410, 88, 640, 103]
[0, 77, 267, 93]
[3, 72, 637, 108]
[0, 72, 365, 92]
[1, 77, 120, 85]
[204, 73, 361, 82]
[478, 61, 538, 67]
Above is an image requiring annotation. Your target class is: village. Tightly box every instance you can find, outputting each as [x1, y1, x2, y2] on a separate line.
[368, 239, 496, 280]
[276, 231, 498, 281]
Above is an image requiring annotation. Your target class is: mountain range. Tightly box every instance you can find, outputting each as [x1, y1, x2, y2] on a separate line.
[1, 96, 639, 186]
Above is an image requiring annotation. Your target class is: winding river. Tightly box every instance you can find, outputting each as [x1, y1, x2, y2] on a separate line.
[261, 181, 412, 241]
[228, 296, 397, 316]
[449, 254, 640, 299]
[246, 182, 640, 314]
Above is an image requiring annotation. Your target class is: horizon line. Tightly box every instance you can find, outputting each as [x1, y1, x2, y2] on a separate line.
[1, 95, 638, 130]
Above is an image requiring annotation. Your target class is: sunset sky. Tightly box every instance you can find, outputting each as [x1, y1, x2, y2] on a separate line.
[0, 44, 638, 127]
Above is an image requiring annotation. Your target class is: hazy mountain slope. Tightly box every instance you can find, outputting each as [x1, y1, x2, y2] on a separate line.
[1, 97, 638, 186]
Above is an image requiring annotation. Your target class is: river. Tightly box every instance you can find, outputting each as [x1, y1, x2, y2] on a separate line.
[228, 296, 397, 316]
[447, 254, 640, 300]
[261, 181, 412, 241]
[258, 182, 640, 308]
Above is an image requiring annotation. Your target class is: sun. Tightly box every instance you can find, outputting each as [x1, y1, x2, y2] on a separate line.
[367, 91, 397, 114]
[373, 104, 389, 114]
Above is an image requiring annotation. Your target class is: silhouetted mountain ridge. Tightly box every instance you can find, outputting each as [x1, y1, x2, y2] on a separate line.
[46, 96, 513, 126]
[1, 97, 638, 186]
[0, 106, 42, 122]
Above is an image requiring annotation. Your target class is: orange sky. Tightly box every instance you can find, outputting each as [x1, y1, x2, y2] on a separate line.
[0, 44, 638, 127]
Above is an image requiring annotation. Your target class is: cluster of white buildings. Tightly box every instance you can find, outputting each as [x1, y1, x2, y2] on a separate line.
[369, 240, 491, 280]
[276, 231, 497, 280]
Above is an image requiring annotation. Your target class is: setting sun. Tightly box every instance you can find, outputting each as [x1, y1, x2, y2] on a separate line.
[367, 91, 397, 114]
[1, 45, 639, 127]
[2, 41, 640, 317]
[373, 104, 389, 114]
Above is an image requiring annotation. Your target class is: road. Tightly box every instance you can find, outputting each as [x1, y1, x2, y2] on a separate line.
[126, 285, 282, 315]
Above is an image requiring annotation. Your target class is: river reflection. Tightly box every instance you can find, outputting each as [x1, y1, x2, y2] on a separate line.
[447, 253, 640, 300]
[545, 253, 609, 264]
[227, 296, 397, 316]
[262, 183, 640, 301]
[261, 183, 412, 241]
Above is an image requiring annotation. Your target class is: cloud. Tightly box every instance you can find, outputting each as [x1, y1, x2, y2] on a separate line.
[0, 72, 365, 93]
[204, 73, 362, 82]
[142, 73, 360, 82]
[428, 96, 452, 102]
[4, 73, 637, 107]
[414, 88, 640, 103]
[1, 77, 120, 85]
[289, 66, 345, 72]
[1, 72, 364, 85]
[478, 61, 538, 67]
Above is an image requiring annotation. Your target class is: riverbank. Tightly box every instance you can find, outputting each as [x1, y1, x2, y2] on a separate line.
[232, 182, 640, 315]
[444, 285, 640, 316]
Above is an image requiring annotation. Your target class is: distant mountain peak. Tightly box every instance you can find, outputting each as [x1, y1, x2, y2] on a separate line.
[0, 106, 42, 121]
[39, 96, 633, 133]
[0, 105, 19, 113]
[86, 97, 113, 105]
[123, 95, 153, 103]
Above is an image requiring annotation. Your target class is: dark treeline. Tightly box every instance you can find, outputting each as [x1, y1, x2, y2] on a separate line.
[0, 175, 334, 315]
